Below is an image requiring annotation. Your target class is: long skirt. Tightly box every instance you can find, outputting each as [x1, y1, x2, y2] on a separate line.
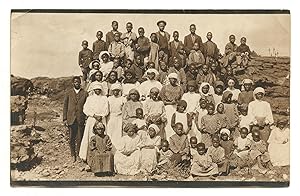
[165, 105, 176, 141]
[268, 142, 290, 166]
[140, 148, 158, 173]
[191, 162, 218, 177]
[107, 114, 123, 149]
[79, 116, 106, 161]
[114, 150, 141, 175]
[87, 150, 114, 173]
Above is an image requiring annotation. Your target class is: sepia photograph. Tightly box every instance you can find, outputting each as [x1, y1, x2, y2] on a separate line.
[10, 10, 290, 187]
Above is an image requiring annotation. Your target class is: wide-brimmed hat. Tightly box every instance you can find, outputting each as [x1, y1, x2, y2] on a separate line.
[157, 20, 167, 26]
[253, 87, 265, 95]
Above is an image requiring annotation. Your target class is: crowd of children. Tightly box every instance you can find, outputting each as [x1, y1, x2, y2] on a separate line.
[73, 20, 290, 178]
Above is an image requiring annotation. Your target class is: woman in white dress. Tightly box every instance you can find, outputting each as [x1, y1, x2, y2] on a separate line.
[107, 83, 126, 149]
[248, 87, 274, 142]
[138, 69, 162, 100]
[268, 118, 290, 166]
[79, 82, 109, 161]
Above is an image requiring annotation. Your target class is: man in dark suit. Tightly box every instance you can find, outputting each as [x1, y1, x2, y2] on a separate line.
[184, 24, 204, 55]
[63, 76, 88, 162]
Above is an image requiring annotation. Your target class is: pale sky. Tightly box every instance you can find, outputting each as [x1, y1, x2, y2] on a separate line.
[11, 12, 290, 79]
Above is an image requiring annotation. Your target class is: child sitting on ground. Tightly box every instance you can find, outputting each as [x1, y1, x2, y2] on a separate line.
[207, 135, 229, 175]
[190, 142, 218, 178]
[190, 136, 198, 158]
[87, 122, 114, 176]
[169, 122, 190, 166]
[157, 140, 174, 173]
[249, 129, 272, 174]
[233, 127, 251, 171]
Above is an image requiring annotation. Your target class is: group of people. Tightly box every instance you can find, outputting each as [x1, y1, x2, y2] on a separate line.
[63, 20, 290, 179]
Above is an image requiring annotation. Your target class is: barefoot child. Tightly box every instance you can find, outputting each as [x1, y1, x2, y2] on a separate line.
[207, 135, 229, 175]
[87, 122, 114, 176]
[190, 143, 218, 177]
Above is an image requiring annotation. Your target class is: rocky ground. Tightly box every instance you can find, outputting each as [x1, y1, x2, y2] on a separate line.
[10, 56, 290, 184]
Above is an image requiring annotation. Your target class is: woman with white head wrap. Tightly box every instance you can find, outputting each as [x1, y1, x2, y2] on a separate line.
[224, 78, 241, 102]
[107, 83, 126, 148]
[140, 124, 162, 173]
[138, 68, 162, 100]
[199, 82, 215, 106]
[248, 87, 274, 142]
[160, 73, 184, 140]
[79, 82, 109, 161]
[238, 78, 254, 106]
[99, 51, 114, 79]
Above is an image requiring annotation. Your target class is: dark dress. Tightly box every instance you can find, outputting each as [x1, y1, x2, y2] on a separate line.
[87, 135, 114, 174]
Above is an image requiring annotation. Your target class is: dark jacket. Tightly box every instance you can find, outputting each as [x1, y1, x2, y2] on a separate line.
[63, 88, 88, 125]
[184, 34, 204, 54]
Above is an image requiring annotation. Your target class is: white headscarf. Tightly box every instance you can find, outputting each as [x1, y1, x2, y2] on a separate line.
[91, 82, 103, 91]
[220, 128, 230, 137]
[241, 79, 254, 91]
[199, 82, 214, 96]
[148, 124, 160, 135]
[253, 87, 265, 99]
[99, 51, 110, 63]
[145, 68, 159, 80]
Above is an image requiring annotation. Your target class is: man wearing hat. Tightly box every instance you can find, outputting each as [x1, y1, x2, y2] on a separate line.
[78, 40, 93, 81]
[184, 24, 204, 55]
[155, 20, 171, 62]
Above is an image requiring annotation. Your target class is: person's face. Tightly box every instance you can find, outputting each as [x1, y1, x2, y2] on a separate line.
[217, 104, 224, 114]
[215, 86, 223, 95]
[136, 109, 143, 119]
[114, 34, 120, 42]
[147, 72, 156, 80]
[173, 32, 179, 41]
[73, 78, 81, 89]
[127, 129, 135, 137]
[94, 89, 102, 95]
[158, 23, 165, 31]
[241, 38, 246, 45]
[221, 133, 228, 141]
[175, 124, 183, 136]
[278, 122, 286, 130]
[244, 83, 251, 91]
[109, 72, 117, 81]
[197, 146, 206, 155]
[113, 59, 119, 67]
[151, 34, 156, 42]
[252, 133, 261, 142]
[161, 142, 169, 152]
[188, 85, 196, 92]
[150, 91, 159, 100]
[160, 63, 167, 71]
[194, 43, 200, 51]
[229, 36, 235, 43]
[148, 128, 156, 138]
[95, 72, 103, 81]
[226, 94, 233, 103]
[126, 60, 133, 68]
[82, 43, 88, 49]
[126, 23, 133, 32]
[174, 60, 180, 69]
[255, 92, 264, 100]
[138, 28, 145, 37]
[226, 67, 233, 75]
[190, 138, 197, 148]
[130, 93, 138, 101]
[95, 127, 105, 136]
[212, 138, 220, 148]
[136, 56, 142, 65]
[241, 109, 247, 116]
[207, 105, 215, 115]
[240, 128, 248, 139]
[169, 78, 177, 86]
[112, 22, 118, 31]
[228, 80, 235, 88]
[207, 32, 212, 41]
[93, 63, 100, 70]
[125, 72, 133, 80]
[200, 100, 207, 109]
[112, 89, 120, 96]
[202, 85, 209, 94]
[190, 25, 196, 34]
[202, 65, 209, 74]
[96, 32, 103, 40]
[211, 63, 217, 72]
[190, 66, 197, 74]
[101, 55, 109, 63]
[177, 105, 186, 113]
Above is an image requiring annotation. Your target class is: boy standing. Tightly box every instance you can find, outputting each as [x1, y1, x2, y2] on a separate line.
[63, 76, 88, 162]
[121, 22, 137, 61]
[135, 27, 150, 60]
[155, 20, 171, 63]
[92, 31, 106, 60]
[106, 21, 120, 49]
[203, 32, 219, 63]
[184, 24, 204, 55]
[108, 32, 125, 59]
[78, 40, 93, 81]
[168, 31, 184, 58]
